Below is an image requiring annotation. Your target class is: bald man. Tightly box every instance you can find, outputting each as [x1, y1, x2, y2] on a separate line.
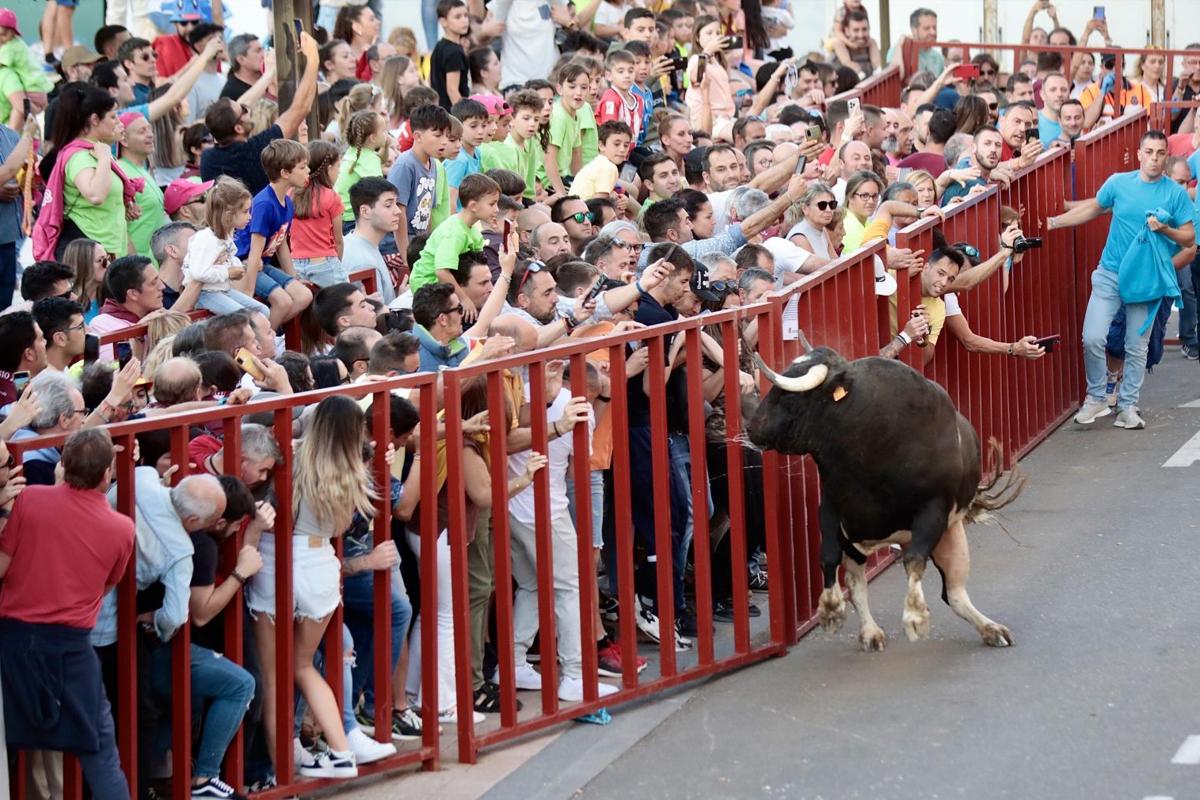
[531, 222, 572, 262]
[153, 357, 204, 407]
[517, 209, 552, 250]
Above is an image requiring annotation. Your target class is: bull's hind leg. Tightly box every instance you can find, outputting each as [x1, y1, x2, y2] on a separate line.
[901, 557, 931, 641]
[931, 520, 1014, 647]
[817, 500, 847, 633]
[843, 554, 886, 651]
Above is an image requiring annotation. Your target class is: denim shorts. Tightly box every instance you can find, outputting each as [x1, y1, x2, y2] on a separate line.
[293, 255, 349, 288]
[247, 533, 342, 622]
[253, 264, 296, 301]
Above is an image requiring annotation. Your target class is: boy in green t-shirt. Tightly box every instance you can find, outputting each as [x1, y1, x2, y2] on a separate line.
[409, 174, 501, 318]
[430, 116, 463, 232]
[482, 90, 544, 201]
[546, 62, 591, 195]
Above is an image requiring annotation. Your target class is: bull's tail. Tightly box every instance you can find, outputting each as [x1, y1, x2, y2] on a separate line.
[965, 438, 1027, 525]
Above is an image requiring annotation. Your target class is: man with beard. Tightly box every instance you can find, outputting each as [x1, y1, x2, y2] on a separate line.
[530, 222, 572, 262]
[940, 127, 1007, 205]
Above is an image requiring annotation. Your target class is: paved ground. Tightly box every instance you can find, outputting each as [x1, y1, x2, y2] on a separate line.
[481, 355, 1200, 800]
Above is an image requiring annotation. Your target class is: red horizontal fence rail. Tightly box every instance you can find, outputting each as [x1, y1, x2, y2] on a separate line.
[826, 64, 903, 111]
[7, 375, 441, 800]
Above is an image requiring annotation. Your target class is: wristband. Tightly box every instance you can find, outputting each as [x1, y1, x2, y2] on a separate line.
[231, 570, 248, 586]
[1007, 343, 1015, 356]
[897, 331, 912, 346]
[635, 277, 646, 293]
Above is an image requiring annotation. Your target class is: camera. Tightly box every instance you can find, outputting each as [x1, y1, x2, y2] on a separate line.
[1012, 236, 1043, 253]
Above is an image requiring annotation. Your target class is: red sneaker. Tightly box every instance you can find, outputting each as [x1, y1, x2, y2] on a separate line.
[597, 642, 647, 678]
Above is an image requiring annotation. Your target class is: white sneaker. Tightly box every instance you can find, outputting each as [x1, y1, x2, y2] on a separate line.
[558, 676, 619, 702]
[293, 737, 316, 770]
[298, 748, 357, 779]
[1074, 397, 1112, 425]
[347, 727, 396, 765]
[1113, 406, 1146, 429]
[513, 662, 543, 691]
[438, 706, 486, 725]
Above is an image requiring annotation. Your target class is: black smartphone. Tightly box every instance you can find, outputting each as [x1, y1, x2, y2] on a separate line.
[84, 333, 99, 363]
[502, 219, 511, 253]
[794, 154, 808, 175]
[1024, 127, 1040, 142]
[584, 278, 605, 306]
[1093, 6, 1105, 21]
[726, 35, 743, 51]
[695, 54, 707, 85]
[1034, 334, 1060, 352]
[115, 341, 133, 369]
[21, 97, 30, 118]
[293, 18, 303, 39]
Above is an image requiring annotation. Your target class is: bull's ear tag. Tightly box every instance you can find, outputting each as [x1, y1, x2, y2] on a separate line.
[832, 385, 848, 402]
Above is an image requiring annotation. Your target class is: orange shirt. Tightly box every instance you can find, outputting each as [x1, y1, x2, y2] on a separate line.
[1079, 80, 1153, 120]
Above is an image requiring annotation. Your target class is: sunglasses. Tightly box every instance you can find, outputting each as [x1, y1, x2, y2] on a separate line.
[138, 51, 157, 61]
[951, 241, 980, 259]
[813, 200, 837, 211]
[517, 260, 545, 293]
[564, 211, 594, 225]
[442, 302, 465, 317]
[176, 19, 199, 27]
[710, 279, 737, 293]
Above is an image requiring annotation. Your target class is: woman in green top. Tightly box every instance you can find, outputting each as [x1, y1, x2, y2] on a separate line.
[116, 112, 169, 260]
[334, 108, 389, 231]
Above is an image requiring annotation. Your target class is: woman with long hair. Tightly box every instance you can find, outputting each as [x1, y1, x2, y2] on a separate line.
[63, 238, 108, 322]
[468, 47, 503, 98]
[380, 56, 421, 128]
[249, 395, 376, 778]
[717, 0, 768, 68]
[35, 83, 138, 261]
[954, 95, 990, 136]
[1071, 52, 1096, 99]
[840, 170, 882, 253]
[148, 84, 187, 186]
[686, 17, 736, 137]
[1134, 48, 1170, 103]
[116, 112, 169, 260]
[333, 5, 380, 58]
[320, 39, 360, 86]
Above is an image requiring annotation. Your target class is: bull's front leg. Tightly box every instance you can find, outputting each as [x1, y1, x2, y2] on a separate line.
[816, 498, 847, 633]
[843, 553, 885, 651]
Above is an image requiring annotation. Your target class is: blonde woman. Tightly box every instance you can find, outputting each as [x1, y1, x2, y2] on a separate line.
[143, 310, 191, 358]
[249, 395, 380, 778]
[906, 169, 938, 208]
[1134, 49, 1170, 103]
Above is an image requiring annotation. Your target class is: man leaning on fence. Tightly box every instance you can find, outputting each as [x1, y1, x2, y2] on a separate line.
[0, 429, 135, 800]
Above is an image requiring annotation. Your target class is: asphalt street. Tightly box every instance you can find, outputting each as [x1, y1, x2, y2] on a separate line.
[485, 355, 1200, 800]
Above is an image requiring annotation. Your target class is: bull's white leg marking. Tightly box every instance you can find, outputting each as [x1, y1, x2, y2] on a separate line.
[818, 583, 846, 633]
[932, 520, 1014, 647]
[902, 559, 931, 642]
[843, 556, 885, 652]
[1170, 735, 1200, 764]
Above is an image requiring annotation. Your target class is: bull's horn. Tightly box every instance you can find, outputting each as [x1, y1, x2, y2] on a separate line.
[752, 353, 829, 393]
[798, 329, 815, 354]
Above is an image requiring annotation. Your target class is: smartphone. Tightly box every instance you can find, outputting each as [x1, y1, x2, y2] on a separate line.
[695, 54, 707, 85]
[1093, 5, 1105, 21]
[12, 370, 29, 393]
[84, 333, 99, 363]
[1034, 334, 1060, 352]
[115, 341, 133, 369]
[806, 123, 822, 141]
[953, 64, 981, 81]
[794, 154, 808, 175]
[293, 18, 303, 39]
[726, 35, 743, 51]
[234, 347, 265, 380]
[847, 97, 860, 116]
[21, 97, 30, 118]
[1025, 127, 1040, 142]
[502, 219, 511, 253]
[619, 162, 638, 183]
[584, 279, 605, 306]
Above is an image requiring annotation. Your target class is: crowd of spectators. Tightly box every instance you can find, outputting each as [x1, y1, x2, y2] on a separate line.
[0, 0, 1197, 797]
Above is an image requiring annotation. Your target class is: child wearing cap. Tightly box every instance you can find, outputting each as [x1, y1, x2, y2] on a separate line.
[0, 9, 53, 128]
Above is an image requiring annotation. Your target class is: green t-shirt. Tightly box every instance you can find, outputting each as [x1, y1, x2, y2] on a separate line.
[578, 101, 598, 167]
[64, 150, 128, 256]
[479, 140, 519, 173]
[119, 157, 168, 259]
[549, 100, 583, 178]
[0, 38, 53, 125]
[430, 158, 450, 232]
[335, 147, 383, 222]
[409, 214, 484, 292]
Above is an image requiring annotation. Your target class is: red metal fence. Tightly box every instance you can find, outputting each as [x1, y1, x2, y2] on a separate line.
[3, 92, 1149, 800]
[827, 64, 904, 111]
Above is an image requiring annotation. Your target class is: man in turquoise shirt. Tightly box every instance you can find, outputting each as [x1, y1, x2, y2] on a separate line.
[1046, 129, 1195, 429]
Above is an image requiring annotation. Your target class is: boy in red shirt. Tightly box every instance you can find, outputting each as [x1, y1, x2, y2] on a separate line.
[596, 49, 644, 149]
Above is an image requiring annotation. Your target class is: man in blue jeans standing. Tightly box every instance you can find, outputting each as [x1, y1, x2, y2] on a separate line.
[1047, 129, 1195, 430]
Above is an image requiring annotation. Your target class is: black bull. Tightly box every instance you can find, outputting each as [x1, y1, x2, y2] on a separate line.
[747, 344, 1023, 651]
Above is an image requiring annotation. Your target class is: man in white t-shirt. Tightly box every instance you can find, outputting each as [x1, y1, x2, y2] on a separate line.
[492, 0, 570, 88]
[342, 177, 401, 305]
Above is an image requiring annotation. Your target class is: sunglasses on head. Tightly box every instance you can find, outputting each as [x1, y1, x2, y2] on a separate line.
[813, 200, 837, 211]
[518, 260, 545, 293]
[951, 241, 980, 259]
[710, 279, 737, 293]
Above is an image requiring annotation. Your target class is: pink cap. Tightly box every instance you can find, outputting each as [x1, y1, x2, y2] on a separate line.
[118, 111, 144, 128]
[163, 178, 213, 215]
[469, 93, 512, 117]
[0, 9, 21, 37]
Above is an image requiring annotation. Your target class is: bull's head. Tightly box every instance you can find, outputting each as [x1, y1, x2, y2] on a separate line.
[747, 334, 851, 455]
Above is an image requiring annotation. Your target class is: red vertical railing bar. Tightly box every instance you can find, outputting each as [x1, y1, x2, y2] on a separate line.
[568, 352, 600, 700]
[113, 433, 138, 797]
[218, 418, 245, 789]
[644, 334, 675, 675]
[168, 425, 193, 800]
[485, 369, 518, 734]
[271, 407, 295, 787]
[682, 329, 715, 665]
[720, 319, 751, 656]
[526, 360, 560, 713]
[368, 392, 394, 750]
[417, 380, 441, 771]
[606, 342, 641, 686]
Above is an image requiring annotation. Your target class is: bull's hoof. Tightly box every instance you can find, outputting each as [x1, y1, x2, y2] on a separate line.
[818, 588, 846, 633]
[980, 622, 1014, 647]
[859, 623, 887, 652]
[902, 605, 931, 642]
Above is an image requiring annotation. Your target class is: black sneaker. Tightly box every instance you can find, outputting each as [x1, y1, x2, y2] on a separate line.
[391, 707, 424, 740]
[191, 777, 245, 799]
[713, 600, 736, 623]
[748, 563, 769, 592]
[599, 593, 619, 622]
[245, 776, 275, 793]
[677, 607, 698, 638]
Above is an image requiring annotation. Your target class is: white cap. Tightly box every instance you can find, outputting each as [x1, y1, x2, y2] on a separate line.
[872, 255, 897, 296]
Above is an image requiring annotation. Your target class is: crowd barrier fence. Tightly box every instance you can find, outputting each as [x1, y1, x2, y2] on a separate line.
[2, 103, 1151, 800]
[827, 64, 904, 112]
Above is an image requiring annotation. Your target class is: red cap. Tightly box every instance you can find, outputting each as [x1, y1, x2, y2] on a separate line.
[163, 178, 213, 215]
[0, 9, 22, 37]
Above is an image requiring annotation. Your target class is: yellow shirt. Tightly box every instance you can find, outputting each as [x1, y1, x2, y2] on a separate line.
[841, 212, 869, 253]
[921, 295, 947, 345]
[857, 217, 892, 249]
[568, 154, 619, 199]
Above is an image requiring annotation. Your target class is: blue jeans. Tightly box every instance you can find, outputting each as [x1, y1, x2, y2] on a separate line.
[149, 644, 256, 780]
[1178, 263, 1197, 348]
[1083, 268, 1151, 410]
[195, 288, 270, 317]
[343, 567, 412, 716]
[294, 255, 349, 287]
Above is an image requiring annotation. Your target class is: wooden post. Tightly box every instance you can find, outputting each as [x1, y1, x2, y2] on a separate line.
[1150, 0, 1165, 47]
[879, 0, 891, 60]
[273, 0, 320, 137]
